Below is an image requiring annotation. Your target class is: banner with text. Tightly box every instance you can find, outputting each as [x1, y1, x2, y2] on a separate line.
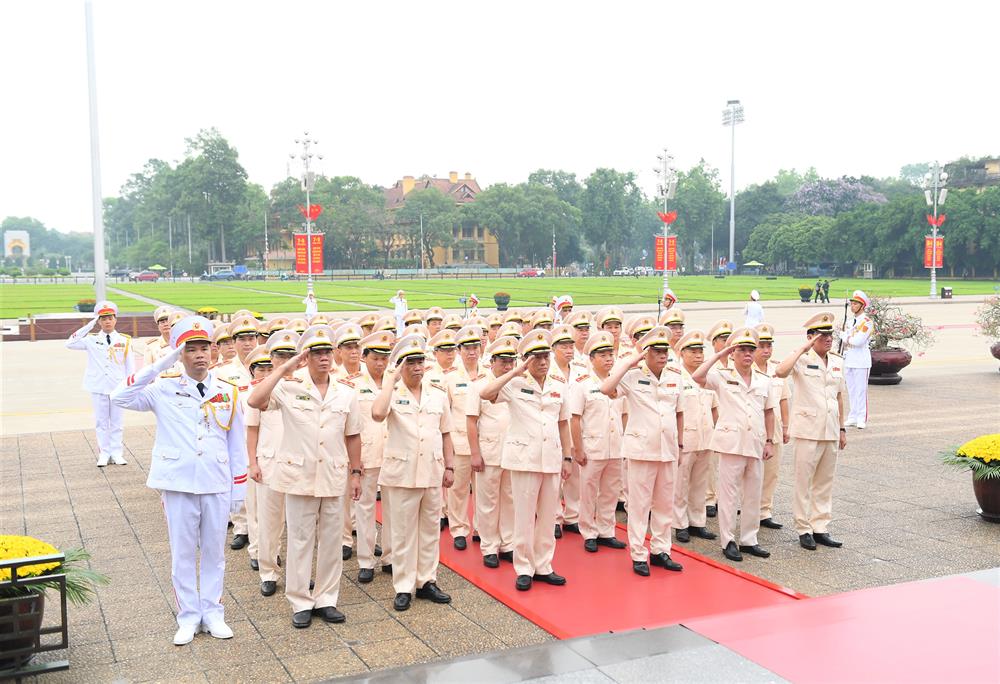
[654, 236, 677, 271]
[294, 233, 325, 274]
[923, 235, 944, 269]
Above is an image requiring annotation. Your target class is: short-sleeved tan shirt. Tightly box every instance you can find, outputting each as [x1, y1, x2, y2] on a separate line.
[465, 373, 510, 467]
[378, 378, 453, 489]
[341, 368, 388, 469]
[566, 374, 624, 460]
[447, 364, 486, 455]
[705, 366, 775, 459]
[495, 374, 569, 474]
[787, 350, 845, 441]
[679, 367, 718, 452]
[616, 362, 684, 462]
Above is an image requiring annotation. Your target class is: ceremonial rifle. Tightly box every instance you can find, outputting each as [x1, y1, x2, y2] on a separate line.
[837, 293, 849, 355]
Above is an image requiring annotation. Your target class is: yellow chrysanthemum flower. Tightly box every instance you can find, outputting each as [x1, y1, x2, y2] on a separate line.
[0, 535, 61, 582]
[956, 434, 1000, 465]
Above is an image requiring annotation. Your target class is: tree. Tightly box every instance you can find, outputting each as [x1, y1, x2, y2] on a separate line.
[527, 169, 583, 207]
[773, 167, 819, 197]
[394, 188, 459, 267]
[580, 169, 648, 269]
[667, 160, 726, 271]
[786, 177, 887, 217]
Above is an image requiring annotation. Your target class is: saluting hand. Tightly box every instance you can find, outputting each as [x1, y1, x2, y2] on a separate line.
[285, 349, 309, 369]
[628, 351, 644, 369]
[514, 359, 531, 377]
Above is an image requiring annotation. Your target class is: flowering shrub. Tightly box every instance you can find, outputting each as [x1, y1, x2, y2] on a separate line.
[943, 434, 1000, 480]
[786, 177, 887, 216]
[0, 535, 109, 604]
[0, 536, 60, 582]
[865, 295, 934, 352]
[975, 296, 1000, 341]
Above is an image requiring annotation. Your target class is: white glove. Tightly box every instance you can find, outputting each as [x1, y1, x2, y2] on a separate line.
[152, 343, 183, 373]
[230, 499, 244, 514]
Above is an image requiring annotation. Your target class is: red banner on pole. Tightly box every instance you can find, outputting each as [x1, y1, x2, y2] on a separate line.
[654, 236, 665, 270]
[654, 235, 678, 271]
[923, 235, 943, 269]
[666, 235, 677, 271]
[294, 233, 325, 274]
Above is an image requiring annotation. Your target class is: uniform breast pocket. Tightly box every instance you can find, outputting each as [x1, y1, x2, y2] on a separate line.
[215, 451, 229, 464]
[153, 446, 180, 461]
[716, 422, 739, 434]
[290, 403, 315, 423]
[794, 407, 817, 419]
[281, 453, 305, 467]
[326, 406, 349, 430]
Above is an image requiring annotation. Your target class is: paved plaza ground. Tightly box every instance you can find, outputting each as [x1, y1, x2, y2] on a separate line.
[1, 297, 998, 681]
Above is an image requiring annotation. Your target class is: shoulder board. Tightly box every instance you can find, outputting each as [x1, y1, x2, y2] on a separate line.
[576, 374, 590, 382]
[828, 351, 842, 359]
[442, 367, 456, 374]
[430, 382, 446, 391]
[159, 370, 181, 378]
[120, 333, 131, 339]
[666, 366, 681, 374]
[550, 374, 566, 383]
[348, 372, 362, 379]
[251, 378, 262, 386]
[218, 378, 239, 388]
[337, 378, 355, 388]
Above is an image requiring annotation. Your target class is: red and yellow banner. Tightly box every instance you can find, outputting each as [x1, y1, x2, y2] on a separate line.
[294, 233, 324, 274]
[655, 235, 677, 271]
[923, 235, 943, 269]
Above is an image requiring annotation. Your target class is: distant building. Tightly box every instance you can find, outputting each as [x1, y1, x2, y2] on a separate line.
[3, 230, 30, 264]
[945, 157, 1000, 190]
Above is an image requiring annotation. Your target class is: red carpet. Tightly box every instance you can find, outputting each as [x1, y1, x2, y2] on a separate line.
[686, 577, 1000, 683]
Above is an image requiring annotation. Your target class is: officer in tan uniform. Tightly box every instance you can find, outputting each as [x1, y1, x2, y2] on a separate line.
[425, 307, 446, 336]
[211, 325, 237, 369]
[486, 313, 504, 342]
[549, 323, 581, 537]
[427, 330, 458, 377]
[775, 312, 848, 551]
[497, 321, 523, 341]
[566, 311, 593, 371]
[602, 326, 684, 576]
[595, 307, 625, 355]
[467, 336, 517, 568]
[754, 323, 791, 530]
[480, 330, 573, 592]
[660, 307, 686, 356]
[371, 335, 456, 611]
[241, 345, 272, 575]
[704, 319, 734, 519]
[530, 308, 555, 331]
[327, 323, 365, 560]
[622, 316, 656, 360]
[672, 330, 719, 543]
[693, 327, 776, 562]
[143, 306, 174, 365]
[357, 312, 379, 336]
[567, 331, 628, 553]
[442, 313, 464, 331]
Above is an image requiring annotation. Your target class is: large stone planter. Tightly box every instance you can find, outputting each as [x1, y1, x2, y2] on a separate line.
[991, 341, 1000, 372]
[973, 474, 1000, 523]
[493, 294, 511, 311]
[869, 348, 912, 385]
[0, 591, 44, 670]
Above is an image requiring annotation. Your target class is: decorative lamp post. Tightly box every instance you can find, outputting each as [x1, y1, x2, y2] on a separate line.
[290, 133, 322, 294]
[721, 99, 744, 266]
[923, 161, 948, 299]
[654, 148, 678, 298]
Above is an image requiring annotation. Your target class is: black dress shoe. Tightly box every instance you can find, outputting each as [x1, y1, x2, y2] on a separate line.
[230, 534, 249, 550]
[515, 575, 532, 591]
[277, 555, 282, 567]
[723, 541, 743, 562]
[498, 551, 513, 562]
[440, 517, 449, 530]
[561, 523, 580, 534]
[799, 533, 817, 550]
[309, 580, 315, 590]
[415, 582, 451, 603]
[596, 536, 626, 549]
[616, 500, 626, 512]
[706, 505, 717, 518]
[584, 539, 598, 553]
[675, 528, 691, 543]
[739, 544, 771, 558]
[453, 535, 467, 550]
[393, 593, 411, 611]
[472, 534, 481, 542]
[249, 558, 259, 571]
[759, 517, 783, 530]
[313, 606, 345, 623]
[380, 564, 393, 574]
[483, 554, 499, 568]
[374, 544, 382, 557]
[649, 553, 683, 571]
[813, 532, 843, 548]
[553, 524, 563, 539]
[688, 526, 718, 540]
[357, 568, 374, 584]
[532, 572, 566, 585]
[342, 545, 353, 561]
[292, 610, 312, 628]
[261, 581, 277, 597]
[633, 561, 650, 576]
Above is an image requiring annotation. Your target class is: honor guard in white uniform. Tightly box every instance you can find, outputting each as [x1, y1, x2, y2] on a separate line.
[371, 335, 456, 612]
[672, 331, 719, 544]
[602, 326, 684, 577]
[143, 306, 174, 366]
[247, 325, 363, 629]
[841, 290, 874, 429]
[467, 336, 517, 568]
[775, 312, 848, 551]
[703, 319, 734, 519]
[332, 323, 365, 561]
[693, 327, 777, 562]
[66, 300, 135, 467]
[480, 330, 574, 592]
[111, 316, 247, 645]
[754, 323, 791, 530]
[550, 324, 582, 537]
[554, 295, 574, 323]
[567, 331, 628, 553]
[662, 288, 677, 312]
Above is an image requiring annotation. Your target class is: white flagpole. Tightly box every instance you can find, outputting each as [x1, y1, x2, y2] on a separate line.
[85, 0, 107, 301]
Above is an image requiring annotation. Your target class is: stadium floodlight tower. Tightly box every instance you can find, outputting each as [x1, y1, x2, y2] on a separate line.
[290, 133, 323, 295]
[721, 100, 744, 267]
[922, 161, 948, 299]
[654, 148, 678, 297]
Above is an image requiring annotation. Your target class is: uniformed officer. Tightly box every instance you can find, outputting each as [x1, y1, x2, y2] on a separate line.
[497, 321, 523, 340]
[247, 325, 363, 628]
[211, 324, 237, 368]
[330, 323, 365, 560]
[371, 335, 456, 611]
[754, 323, 791, 530]
[595, 307, 625, 355]
[66, 300, 135, 467]
[660, 307, 686, 354]
[622, 316, 656, 359]
[704, 319, 734, 519]
[775, 312, 848, 551]
[480, 330, 573, 591]
[241, 345, 272, 573]
[143, 306, 174, 366]
[425, 307, 446, 336]
[662, 288, 678, 311]
[692, 327, 776, 562]
[554, 295, 574, 322]
[442, 313, 464, 331]
[486, 313, 504, 342]
[566, 311, 593, 369]
[427, 329, 459, 526]
[567, 331, 627, 553]
[530, 308, 555, 330]
[402, 309, 424, 328]
[550, 324, 581, 537]
[672, 330, 719, 543]
[602, 326, 684, 576]
[840, 290, 873, 429]
[357, 312, 379, 336]
[111, 316, 247, 645]
[467, 336, 517, 568]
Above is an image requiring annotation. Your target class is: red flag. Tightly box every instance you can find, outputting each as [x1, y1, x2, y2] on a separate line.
[657, 210, 678, 225]
[298, 204, 323, 221]
[926, 213, 946, 228]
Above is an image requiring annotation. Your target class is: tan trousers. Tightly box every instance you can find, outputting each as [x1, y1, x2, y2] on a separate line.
[509, 470, 560, 577]
[341, 492, 356, 548]
[579, 458, 623, 539]
[230, 503, 248, 536]
[793, 438, 838, 535]
[626, 459, 675, 562]
[446, 453, 474, 538]
[717, 453, 763, 548]
[759, 439, 784, 520]
[705, 451, 719, 506]
[256, 482, 285, 582]
[474, 465, 514, 556]
[246, 478, 259, 558]
[383, 485, 440, 594]
[557, 461, 581, 525]
[674, 449, 711, 529]
[284, 493, 344, 613]
[355, 468, 391, 569]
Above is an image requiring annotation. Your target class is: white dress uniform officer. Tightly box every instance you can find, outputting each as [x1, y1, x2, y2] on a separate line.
[111, 316, 247, 646]
[66, 300, 135, 467]
[841, 290, 874, 429]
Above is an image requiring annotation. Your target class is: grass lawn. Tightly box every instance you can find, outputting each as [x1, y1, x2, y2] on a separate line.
[0, 284, 149, 319]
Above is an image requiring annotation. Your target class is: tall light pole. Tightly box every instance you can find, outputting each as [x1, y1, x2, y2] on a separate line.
[290, 133, 322, 294]
[721, 99, 744, 268]
[923, 161, 948, 299]
[84, 0, 106, 300]
[654, 148, 678, 298]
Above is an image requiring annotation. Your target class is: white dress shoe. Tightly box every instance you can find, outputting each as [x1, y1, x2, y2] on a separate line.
[173, 623, 198, 645]
[856, 421, 866, 429]
[844, 419, 857, 427]
[110, 454, 128, 465]
[96, 454, 109, 467]
[201, 620, 234, 639]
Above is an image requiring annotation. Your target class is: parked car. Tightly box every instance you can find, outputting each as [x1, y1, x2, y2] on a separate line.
[612, 267, 635, 276]
[109, 268, 130, 278]
[130, 270, 160, 282]
[517, 267, 545, 278]
[204, 269, 238, 281]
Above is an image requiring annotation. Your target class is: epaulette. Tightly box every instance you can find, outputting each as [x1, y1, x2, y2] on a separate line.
[550, 374, 566, 383]
[576, 374, 590, 382]
[829, 351, 842, 359]
[430, 382, 446, 391]
[347, 371, 362, 380]
[159, 370, 181, 378]
[120, 333, 132, 339]
[442, 367, 456, 374]
[666, 366, 681, 374]
[338, 378, 355, 388]
[218, 378, 239, 388]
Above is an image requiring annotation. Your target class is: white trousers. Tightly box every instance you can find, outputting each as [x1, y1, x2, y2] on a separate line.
[284, 493, 344, 613]
[579, 458, 622, 539]
[474, 465, 514, 556]
[91, 393, 124, 461]
[717, 453, 763, 548]
[255, 482, 285, 582]
[845, 367, 870, 424]
[674, 449, 711, 529]
[626, 459, 675, 561]
[509, 471, 560, 577]
[355, 468, 391, 569]
[161, 490, 230, 627]
[383, 486, 441, 594]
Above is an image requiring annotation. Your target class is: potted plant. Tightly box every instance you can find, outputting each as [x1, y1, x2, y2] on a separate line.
[797, 285, 813, 303]
[493, 292, 511, 311]
[942, 435, 1000, 522]
[1, 536, 109, 669]
[195, 306, 220, 320]
[76, 298, 96, 313]
[975, 295, 1000, 371]
[865, 294, 934, 385]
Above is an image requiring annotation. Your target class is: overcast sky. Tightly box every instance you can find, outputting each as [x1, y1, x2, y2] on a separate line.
[3, 0, 997, 233]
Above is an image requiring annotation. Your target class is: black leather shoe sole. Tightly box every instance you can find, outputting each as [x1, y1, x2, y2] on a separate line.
[633, 562, 650, 576]
[584, 539, 598, 553]
[532, 573, 566, 586]
[814, 533, 843, 548]
[357, 568, 374, 584]
[740, 545, 771, 558]
[249, 558, 259, 571]
[342, 545, 353, 561]
[650, 554, 683, 571]
[453, 536, 467, 550]
[483, 554, 499, 568]
[261, 581, 277, 597]
[415, 585, 452, 603]
[706, 505, 717, 518]
[759, 518, 784, 529]
[292, 610, 312, 628]
[596, 537, 626, 549]
[515, 575, 532, 591]
[723, 545, 743, 562]
[688, 526, 718, 540]
[230, 535, 248, 550]
[313, 606, 345, 623]
[393, 593, 411, 611]
[799, 534, 817, 550]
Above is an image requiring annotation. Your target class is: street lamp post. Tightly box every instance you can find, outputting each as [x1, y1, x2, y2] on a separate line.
[923, 161, 949, 299]
[721, 99, 744, 267]
[654, 148, 678, 298]
[290, 133, 322, 294]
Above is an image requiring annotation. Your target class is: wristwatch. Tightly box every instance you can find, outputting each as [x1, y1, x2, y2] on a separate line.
[839, 427, 847, 433]
[563, 456, 573, 463]
[445, 466, 455, 472]
[350, 468, 362, 475]
[766, 439, 774, 444]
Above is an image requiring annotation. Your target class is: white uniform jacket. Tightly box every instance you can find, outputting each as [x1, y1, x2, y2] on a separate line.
[66, 322, 135, 394]
[842, 313, 874, 369]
